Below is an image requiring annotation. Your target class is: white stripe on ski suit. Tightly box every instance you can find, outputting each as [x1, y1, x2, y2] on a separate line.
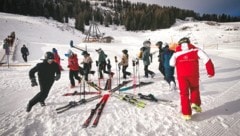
[170, 47, 210, 67]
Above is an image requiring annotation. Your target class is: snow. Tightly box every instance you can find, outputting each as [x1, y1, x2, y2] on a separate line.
[1, 12, 240, 136]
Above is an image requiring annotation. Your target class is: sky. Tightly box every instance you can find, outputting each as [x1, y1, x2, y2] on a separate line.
[128, 0, 240, 17]
[1, 12, 240, 136]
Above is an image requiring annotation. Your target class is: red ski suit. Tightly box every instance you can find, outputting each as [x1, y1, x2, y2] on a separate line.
[170, 43, 215, 115]
[68, 54, 79, 71]
[53, 52, 63, 70]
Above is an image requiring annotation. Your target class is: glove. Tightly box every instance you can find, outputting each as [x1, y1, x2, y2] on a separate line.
[54, 74, 60, 81]
[31, 78, 38, 87]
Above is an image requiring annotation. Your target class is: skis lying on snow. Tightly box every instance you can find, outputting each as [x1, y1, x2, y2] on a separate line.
[56, 95, 102, 114]
[138, 93, 172, 102]
[119, 81, 154, 91]
[82, 94, 110, 128]
[82, 81, 132, 127]
[63, 80, 132, 96]
[87, 81, 103, 91]
[137, 93, 176, 107]
[110, 80, 132, 92]
[112, 93, 146, 108]
[63, 91, 101, 96]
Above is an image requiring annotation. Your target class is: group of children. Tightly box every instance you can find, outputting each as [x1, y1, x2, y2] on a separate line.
[27, 37, 215, 121]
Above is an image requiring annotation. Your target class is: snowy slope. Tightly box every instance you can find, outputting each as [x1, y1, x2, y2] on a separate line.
[0, 12, 240, 136]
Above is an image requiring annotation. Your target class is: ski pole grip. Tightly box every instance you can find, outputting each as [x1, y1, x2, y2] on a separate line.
[114, 56, 118, 63]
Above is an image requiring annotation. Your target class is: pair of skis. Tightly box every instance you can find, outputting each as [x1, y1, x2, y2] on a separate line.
[112, 93, 146, 108]
[63, 91, 101, 96]
[57, 80, 132, 113]
[82, 80, 132, 127]
[119, 81, 153, 91]
[63, 80, 132, 96]
[87, 81, 103, 91]
[82, 94, 109, 128]
[56, 95, 102, 114]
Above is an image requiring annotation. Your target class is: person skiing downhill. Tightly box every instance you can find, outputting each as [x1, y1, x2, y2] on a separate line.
[170, 37, 215, 120]
[119, 49, 131, 79]
[67, 50, 81, 88]
[27, 52, 61, 112]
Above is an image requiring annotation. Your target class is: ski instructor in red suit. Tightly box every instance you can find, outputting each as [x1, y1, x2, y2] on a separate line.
[170, 37, 215, 120]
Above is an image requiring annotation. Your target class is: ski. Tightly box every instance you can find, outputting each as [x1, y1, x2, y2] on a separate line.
[63, 91, 101, 96]
[138, 93, 172, 103]
[137, 93, 177, 107]
[119, 81, 154, 91]
[92, 94, 109, 127]
[112, 93, 146, 108]
[87, 81, 103, 91]
[56, 95, 102, 114]
[82, 94, 109, 128]
[138, 93, 158, 102]
[110, 80, 132, 92]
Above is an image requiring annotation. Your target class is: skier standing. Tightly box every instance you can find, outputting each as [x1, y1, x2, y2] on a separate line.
[96, 48, 113, 79]
[140, 40, 155, 78]
[27, 52, 60, 112]
[161, 43, 176, 90]
[67, 50, 81, 88]
[170, 37, 215, 120]
[52, 48, 63, 71]
[81, 51, 93, 81]
[156, 41, 165, 77]
[119, 49, 131, 79]
[3, 39, 10, 55]
[21, 44, 29, 62]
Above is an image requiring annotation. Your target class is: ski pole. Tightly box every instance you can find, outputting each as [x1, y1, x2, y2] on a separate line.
[136, 58, 140, 88]
[114, 56, 120, 85]
[132, 59, 136, 95]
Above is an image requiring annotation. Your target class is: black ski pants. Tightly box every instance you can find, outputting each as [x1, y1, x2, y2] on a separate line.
[28, 80, 54, 107]
[122, 65, 131, 78]
[144, 65, 154, 78]
[69, 70, 81, 86]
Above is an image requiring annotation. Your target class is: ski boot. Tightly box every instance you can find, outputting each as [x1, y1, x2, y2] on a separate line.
[182, 115, 191, 121]
[191, 103, 202, 112]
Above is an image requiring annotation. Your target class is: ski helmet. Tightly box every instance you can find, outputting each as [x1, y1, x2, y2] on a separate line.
[67, 49, 73, 56]
[122, 49, 128, 54]
[95, 48, 102, 52]
[52, 48, 57, 53]
[44, 52, 54, 60]
[162, 42, 169, 48]
[143, 40, 151, 46]
[156, 41, 163, 46]
[82, 51, 88, 56]
[178, 37, 190, 44]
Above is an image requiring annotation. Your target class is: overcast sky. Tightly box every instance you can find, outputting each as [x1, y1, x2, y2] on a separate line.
[128, 0, 240, 17]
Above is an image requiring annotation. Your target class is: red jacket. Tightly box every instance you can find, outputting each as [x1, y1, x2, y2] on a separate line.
[68, 54, 79, 71]
[53, 53, 61, 65]
[170, 43, 215, 77]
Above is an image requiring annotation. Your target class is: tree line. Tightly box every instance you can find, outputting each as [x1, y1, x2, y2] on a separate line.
[0, 0, 239, 32]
